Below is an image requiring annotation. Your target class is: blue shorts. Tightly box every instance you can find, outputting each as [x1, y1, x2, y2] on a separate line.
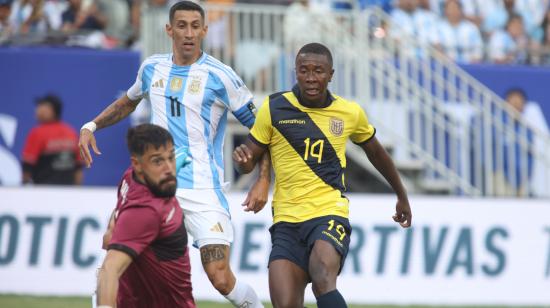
[268, 215, 352, 278]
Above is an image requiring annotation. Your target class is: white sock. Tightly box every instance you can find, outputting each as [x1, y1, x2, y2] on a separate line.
[224, 280, 264, 308]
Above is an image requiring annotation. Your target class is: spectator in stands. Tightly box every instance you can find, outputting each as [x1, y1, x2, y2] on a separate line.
[61, 0, 106, 33]
[389, 0, 438, 47]
[488, 13, 529, 64]
[0, 0, 13, 43]
[9, 0, 49, 35]
[495, 88, 534, 196]
[21, 94, 83, 185]
[432, 0, 483, 63]
[530, 10, 550, 64]
[483, 0, 535, 38]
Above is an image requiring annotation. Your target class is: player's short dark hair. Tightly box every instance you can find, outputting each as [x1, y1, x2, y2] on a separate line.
[296, 43, 333, 67]
[127, 124, 174, 157]
[35, 94, 63, 120]
[169, 1, 205, 24]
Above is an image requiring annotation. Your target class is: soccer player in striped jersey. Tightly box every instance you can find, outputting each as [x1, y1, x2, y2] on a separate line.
[79, 2, 269, 307]
[233, 43, 412, 308]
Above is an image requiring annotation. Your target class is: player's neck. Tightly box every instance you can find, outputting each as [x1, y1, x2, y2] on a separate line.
[172, 51, 203, 66]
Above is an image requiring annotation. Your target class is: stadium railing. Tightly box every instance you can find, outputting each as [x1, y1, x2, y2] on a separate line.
[140, 3, 550, 197]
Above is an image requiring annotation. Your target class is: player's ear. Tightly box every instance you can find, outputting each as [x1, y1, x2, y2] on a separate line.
[166, 23, 173, 39]
[130, 155, 142, 173]
[329, 68, 334, 82]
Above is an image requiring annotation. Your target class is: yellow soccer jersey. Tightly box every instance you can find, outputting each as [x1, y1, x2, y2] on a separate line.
[249, 88, 376, 223]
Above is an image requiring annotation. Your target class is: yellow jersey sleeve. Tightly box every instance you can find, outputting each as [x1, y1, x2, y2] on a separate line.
[350, 104, 376, 144]
[249, 97, 272, 146]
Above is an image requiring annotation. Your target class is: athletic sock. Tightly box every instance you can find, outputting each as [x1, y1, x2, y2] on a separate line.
[224, 280, 264, 308]
[316, 289, 348, 308]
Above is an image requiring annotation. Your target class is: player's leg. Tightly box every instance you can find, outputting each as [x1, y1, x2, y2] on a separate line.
[268, 222, 310, 308]
[182, 205, 263, 308]
[269, 259, 309, 308]
[306, 216, 351, 308]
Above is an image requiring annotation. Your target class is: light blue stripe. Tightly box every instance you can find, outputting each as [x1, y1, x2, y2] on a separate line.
[202, 72, 229, 213]
[205, 58, 243, 88]
[141, 62, 157, 94]
[214, 109, 228, 168]
[214, 189, 230, 216]
[164, 66, 193, 189]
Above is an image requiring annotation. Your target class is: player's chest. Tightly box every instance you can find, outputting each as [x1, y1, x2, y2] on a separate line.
[148, 71, 218, 110]
[273, 110, 350, 148]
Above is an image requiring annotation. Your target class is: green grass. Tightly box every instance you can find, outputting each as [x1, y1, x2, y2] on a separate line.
[0, 295, 544, 308]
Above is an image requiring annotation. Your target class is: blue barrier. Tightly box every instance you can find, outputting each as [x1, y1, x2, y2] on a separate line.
[0, 47, 140, 186]
[461, 64, 550, 126]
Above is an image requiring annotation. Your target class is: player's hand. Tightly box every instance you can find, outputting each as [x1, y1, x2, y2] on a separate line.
[393, 198, 412, 228]
[242, 177, 269, 214]
[175, 146, 192, 174]
[233, 144, 253, 163]
[79, 128, 101, 168]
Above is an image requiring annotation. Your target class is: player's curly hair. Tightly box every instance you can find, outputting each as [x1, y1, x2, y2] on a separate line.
[127, 124, 174, 157]
[297, 42, 333, 67]
[169, 1, 205, 24]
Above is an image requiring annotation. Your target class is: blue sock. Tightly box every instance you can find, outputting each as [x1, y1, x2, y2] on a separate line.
[316, 289, 347, 308]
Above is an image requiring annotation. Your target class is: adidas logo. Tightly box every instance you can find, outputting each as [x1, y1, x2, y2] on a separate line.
[210, 222, 224, 233]
[152, 79, 165, 88]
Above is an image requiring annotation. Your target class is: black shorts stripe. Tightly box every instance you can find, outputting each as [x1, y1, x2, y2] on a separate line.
[269, 93, 345, 193]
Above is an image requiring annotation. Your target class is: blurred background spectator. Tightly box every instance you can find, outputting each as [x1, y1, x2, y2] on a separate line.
[21, 94, 83, 185]
[433, 0, 483, 63]
[488, 13, 530, 64]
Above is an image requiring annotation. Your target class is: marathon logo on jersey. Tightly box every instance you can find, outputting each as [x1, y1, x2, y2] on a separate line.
[120, 180, 129, 205]
[329, 117, 344, 137]
[170, 77, 183, 92]
[187, 76, 202, 95]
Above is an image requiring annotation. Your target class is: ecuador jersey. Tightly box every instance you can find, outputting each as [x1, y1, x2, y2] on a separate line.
[127, 52, 256, 213]
[250, 86, 376, 223]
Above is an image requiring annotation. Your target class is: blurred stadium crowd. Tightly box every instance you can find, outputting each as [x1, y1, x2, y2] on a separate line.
[1, 0, 550, 65]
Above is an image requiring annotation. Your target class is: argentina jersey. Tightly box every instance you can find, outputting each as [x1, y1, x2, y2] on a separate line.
[127, 52, 256, 212]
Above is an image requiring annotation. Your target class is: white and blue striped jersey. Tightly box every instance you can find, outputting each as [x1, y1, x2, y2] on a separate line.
[127, 52, 256, 213]
[434, 19, 483, 63]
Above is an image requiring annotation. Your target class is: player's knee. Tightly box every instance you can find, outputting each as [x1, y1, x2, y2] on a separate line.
[208, 270, 234, 295]
[272, 296, 303, 308]
[309, 259, 338, 295]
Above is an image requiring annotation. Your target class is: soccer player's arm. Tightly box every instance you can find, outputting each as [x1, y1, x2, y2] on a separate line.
[233, 98, 272, 174]
[79, 60, 147, 167]
[351, 106, 412, 228]
[96, 206, 160, 307]
[21, 128, 43, 184]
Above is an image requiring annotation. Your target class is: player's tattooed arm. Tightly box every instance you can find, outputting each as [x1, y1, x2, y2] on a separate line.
[93, 95, 140, 130]
[200, 244, 227, 264]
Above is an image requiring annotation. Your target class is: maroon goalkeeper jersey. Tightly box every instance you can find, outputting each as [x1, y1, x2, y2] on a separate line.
[108, 168, 196, 308]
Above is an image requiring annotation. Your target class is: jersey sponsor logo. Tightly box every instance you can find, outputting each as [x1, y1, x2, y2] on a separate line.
[152, 79, 165, 89]
[120, 180, 129, 205]
[164, 206, 176, 224]
[187, 76, 202, 95]
[329, 117, 344, 137]
[277, 119, 306, 125]
[210, 222, 224, 233]
[170, 77, 183, 92]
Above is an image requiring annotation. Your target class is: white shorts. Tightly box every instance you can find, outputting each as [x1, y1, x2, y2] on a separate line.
[176, 196, 234, 248]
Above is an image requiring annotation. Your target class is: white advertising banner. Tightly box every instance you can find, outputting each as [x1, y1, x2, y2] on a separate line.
[0, 187, 549, 305]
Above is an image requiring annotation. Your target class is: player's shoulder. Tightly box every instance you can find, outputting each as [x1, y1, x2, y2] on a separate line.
[202, 54, 244, 83]
[332, 93, 361, 109]
[142, 53, 171, 66]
